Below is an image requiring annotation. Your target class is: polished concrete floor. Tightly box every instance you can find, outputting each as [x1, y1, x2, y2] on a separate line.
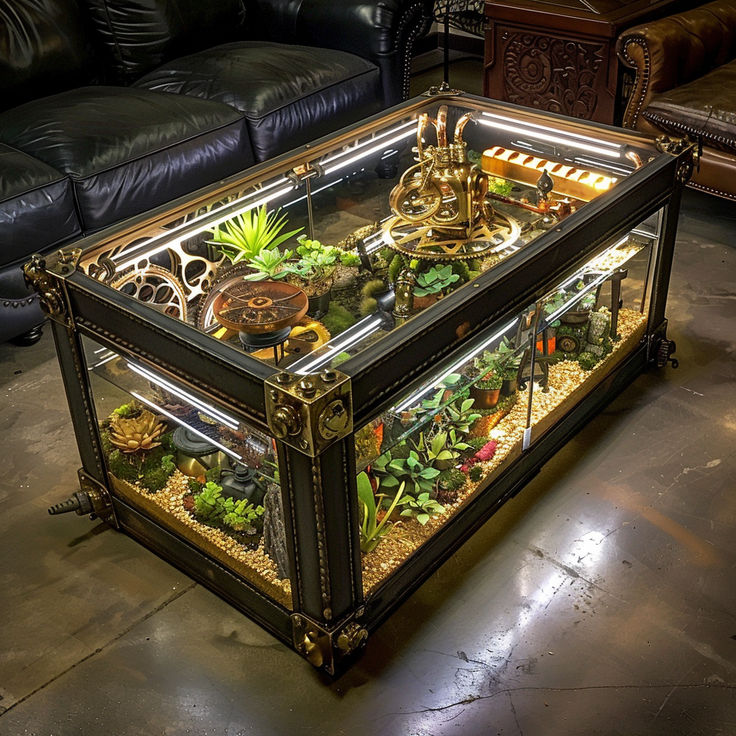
[1, 64, 735, 734]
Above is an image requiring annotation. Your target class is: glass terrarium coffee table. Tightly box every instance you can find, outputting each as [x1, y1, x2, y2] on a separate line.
[28, 89, 692, 673]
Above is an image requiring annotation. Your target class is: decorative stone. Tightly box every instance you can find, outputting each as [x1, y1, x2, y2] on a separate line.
[263, 483, 290, 579]
[587, 310, 610, 345]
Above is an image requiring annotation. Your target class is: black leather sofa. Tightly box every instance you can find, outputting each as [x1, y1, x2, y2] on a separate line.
[0, 0, 432, 344]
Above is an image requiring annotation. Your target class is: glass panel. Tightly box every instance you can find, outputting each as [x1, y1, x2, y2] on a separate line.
[77, 97, 654, 375]
[82, 336, 292, 609]
[354, 212, 659, 596]
[525, 212, 658, 449]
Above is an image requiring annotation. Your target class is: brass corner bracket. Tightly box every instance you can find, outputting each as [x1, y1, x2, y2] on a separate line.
[22, 248, 81, 325]
[265, 369, 352, 456]
[655, 135, 698, 184]
[291, 612, 368, 675]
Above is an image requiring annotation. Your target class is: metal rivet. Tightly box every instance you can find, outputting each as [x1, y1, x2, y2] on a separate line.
[275, 372, 291, 385]
[321, 370, 337, 383]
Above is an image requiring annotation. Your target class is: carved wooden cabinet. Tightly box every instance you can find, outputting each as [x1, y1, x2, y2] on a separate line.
[483, 0, 696, 125]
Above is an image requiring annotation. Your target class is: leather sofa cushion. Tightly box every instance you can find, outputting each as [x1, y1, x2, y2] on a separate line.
[81, 0, 247, 83]
[0, 87, 253, 232]
[0, 144, 81, 266]
[643, 60, 736, 154]
[0, 0, 96, 110]
[134, 42, 383, 162]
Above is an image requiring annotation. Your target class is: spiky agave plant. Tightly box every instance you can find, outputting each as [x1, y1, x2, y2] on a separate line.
[207, 204, 302, 264]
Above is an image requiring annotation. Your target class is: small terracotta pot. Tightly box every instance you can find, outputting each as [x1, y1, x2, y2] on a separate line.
[412, 293, 439, 311]
[469, 385, 501, 409]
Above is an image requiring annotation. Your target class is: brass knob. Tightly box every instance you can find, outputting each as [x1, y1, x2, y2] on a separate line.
[318, 400, 349, 440]
[271, 404, 301, 439]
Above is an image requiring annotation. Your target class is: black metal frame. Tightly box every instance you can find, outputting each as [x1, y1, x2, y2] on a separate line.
[40, 92, 688, 673]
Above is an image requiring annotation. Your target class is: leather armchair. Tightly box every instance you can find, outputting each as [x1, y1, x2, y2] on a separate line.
[617, 0, 736, 201]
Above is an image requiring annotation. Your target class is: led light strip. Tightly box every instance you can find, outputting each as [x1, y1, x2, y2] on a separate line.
[131, 391, 242, 461]
[127, 361, 239, 430]
[392, 319, 517, 413]
[113, 181, 294, 271]
[479, 113, 622, 159]
[320, 119, 416, 168]
[291, 315, 384, 375]
[322, 127, 417, 176]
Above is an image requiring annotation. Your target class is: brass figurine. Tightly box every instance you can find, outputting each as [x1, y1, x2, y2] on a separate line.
[383, 105, 517, 260]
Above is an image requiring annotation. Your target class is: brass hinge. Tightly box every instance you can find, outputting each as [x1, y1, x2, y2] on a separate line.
[265, 369, 352, 456]
[291, 612, 368, 675]
[423, 81, 464, 97]
[22, 248, 81, 326]
[655, 135, 698, 184]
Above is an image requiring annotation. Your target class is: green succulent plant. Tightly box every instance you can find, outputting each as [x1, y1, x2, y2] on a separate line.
[372, 448, 440, 496]
[284, 235, 360, 285]
[397, 491, 445, 526]
[208, 205, 302, 264]
[193, 481, 223, 521]
[414, 264, 460, 297]
[242, 247, 293, 280]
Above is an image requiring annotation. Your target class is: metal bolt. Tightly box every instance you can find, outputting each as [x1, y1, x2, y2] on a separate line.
[321, 370, 337, 384]
[298, 378, 317, 398]
[269, 389, 279, 402]
[275, 372, 291, 385]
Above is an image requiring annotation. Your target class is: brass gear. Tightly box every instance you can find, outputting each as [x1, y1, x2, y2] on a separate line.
[382, 209, 522, 262]
[111, 264, 188, 320]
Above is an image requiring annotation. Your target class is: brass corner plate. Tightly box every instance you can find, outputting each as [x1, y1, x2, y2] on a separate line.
[22, 248, 81, 325]
[291, 613, 368, 675]
[265, 369, 353, 456]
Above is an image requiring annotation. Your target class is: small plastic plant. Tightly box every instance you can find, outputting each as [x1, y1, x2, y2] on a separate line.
[357, 472, 404, 553]
[414, 264, 460, 297]
[398, 492, 445, 526]
[285, 236, 360, 284]
[208, 204, 302, 264]
[243, 247, 293, 280]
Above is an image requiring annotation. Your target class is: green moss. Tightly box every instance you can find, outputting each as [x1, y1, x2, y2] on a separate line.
[359, 297, 378, 317]
[141, 464, 173, 493]
[388, 254, 404, 284]
[577, 351, 599, 371]
[391, 441, 411, 460]
[205, 466, 221, 483]
[466, 436, 489, 453]
[450, 261, 471, 284]
[322, 302, 357, 335]
[107, 449, 138, 483]
[438, 468, 466, 492]
[361, 279, 387, 299]
[468, 465, 483, 483]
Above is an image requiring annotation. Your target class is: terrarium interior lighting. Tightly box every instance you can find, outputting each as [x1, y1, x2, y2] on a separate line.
[127, 361, 240, 430]
[321, 125, 418, 176]
[319, 119, 416, 171]
[113, 179, 294, 272]
[291, 314, 384, 375]
[478, 112, 623, 159]
[131, 391, 242, 462]
[281, 177, 344, 209]
[392, 318, 518, 413]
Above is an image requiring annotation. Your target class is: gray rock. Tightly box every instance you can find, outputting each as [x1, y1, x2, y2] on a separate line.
[263, 483, 290, 579]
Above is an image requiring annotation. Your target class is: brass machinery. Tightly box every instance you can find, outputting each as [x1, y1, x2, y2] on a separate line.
[383, 105, 519, 260]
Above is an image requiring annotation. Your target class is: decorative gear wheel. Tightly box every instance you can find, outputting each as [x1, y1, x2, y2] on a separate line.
[111, 264, 188, 320]
[382, 209, 521, 262]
